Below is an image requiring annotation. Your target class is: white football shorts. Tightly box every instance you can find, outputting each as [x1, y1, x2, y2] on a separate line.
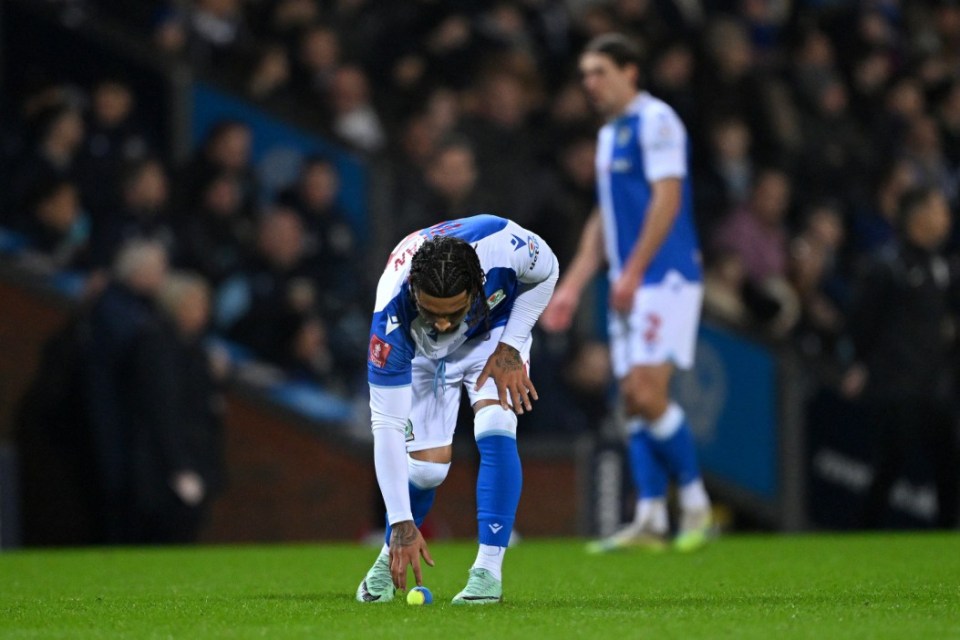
[406, 325, 532, 453]
[607, 269, 703, 379]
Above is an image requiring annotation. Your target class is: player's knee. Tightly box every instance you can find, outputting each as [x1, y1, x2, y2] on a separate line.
[474, 404, 518, 441]
[407, 458, 450, 490]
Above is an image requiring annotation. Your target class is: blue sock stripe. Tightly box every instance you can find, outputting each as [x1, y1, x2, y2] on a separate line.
[629, 431, 669, 498]
[476, 434, 522, 547]
[646, 418, 702, 486]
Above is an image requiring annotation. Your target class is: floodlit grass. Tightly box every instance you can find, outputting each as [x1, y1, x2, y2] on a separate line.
[1, 533, 958, 639]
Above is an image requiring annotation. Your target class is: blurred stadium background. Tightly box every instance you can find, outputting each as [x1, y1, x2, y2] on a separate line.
[1, 0, 958, 549]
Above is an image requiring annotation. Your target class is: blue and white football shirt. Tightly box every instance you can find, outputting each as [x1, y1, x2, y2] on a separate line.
[367, 214, 555, 388]
[595, 92, 701, 285]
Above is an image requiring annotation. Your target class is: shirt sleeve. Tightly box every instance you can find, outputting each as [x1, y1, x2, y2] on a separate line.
[640, 105, 688, 182]
[367, 299, 416, 387]
[500, 222, 560, 351]
[370, 383, 414, 524]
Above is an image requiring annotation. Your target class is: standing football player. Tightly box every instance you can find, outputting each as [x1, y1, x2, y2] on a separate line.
[356, 214, 558, 604]
[541, 33, 712, 552]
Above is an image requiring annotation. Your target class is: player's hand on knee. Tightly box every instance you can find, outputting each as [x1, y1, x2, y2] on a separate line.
[476, 343, 538, 414]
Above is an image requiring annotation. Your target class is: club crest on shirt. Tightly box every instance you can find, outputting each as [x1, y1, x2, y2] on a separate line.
[617, 126, 632, 146]
[368, 335, 392, 367]
[405, 419, 415, 442]
[487, 288, 506, 309]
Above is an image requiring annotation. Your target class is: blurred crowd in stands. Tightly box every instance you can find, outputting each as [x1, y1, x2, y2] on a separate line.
[2, 0, 960, 537]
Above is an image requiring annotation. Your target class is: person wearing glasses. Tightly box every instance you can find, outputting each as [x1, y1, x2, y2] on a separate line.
[356, 214, 558, 605]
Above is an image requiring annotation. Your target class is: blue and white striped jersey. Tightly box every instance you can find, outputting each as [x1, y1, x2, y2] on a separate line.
[367, 214, 556, 388]
[596, 92, 701, 284]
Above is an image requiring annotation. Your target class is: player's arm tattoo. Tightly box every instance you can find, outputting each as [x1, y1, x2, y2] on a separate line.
[493, 343, 523, 371]
[390, 521, 418, 548]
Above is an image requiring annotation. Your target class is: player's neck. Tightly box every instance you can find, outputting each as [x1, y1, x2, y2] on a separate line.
[607, 90, 643, 120]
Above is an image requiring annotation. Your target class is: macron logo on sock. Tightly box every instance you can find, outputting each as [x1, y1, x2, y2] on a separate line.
[488, 523, 503, 534]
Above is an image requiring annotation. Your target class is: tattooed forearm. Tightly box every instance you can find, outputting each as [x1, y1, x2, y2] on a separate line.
[494, 344, 523, 371]
[390, 521, 418, 548]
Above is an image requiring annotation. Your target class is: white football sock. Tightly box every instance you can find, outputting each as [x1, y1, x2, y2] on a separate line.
[679, 478, 711, 512]
[635, 498, 668, 534]
[472, 544, 505, 581]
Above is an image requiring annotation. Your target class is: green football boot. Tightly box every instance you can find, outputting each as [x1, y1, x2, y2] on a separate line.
[355, 553, 395, 603]
[585, 521, 668, 554]
[451, 568, 502, 605]
[674, 508, 713, 553]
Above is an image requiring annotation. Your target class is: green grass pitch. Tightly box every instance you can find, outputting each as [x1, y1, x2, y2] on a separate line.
[1, 533, 958, 639]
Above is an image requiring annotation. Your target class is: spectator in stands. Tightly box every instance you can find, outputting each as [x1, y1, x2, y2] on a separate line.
[84, 238, 169, 543]
[184, 0, 255, 72]
[15, 179, 91, 274]
[527, 131, 597, 270]
[457, 66, 542, 224]
[542, 78, 595, 144]
[879, 76, 927, 158]
[90, 157, 176, 268]
[702, 248, 750, 330]
[130, 271, 226, 543]
[695, 115, 755, 237]
[76, 78, 152, 218]
[901, 114, 956, 207]
[713, 168, 793, 286]
[841, 186, 960, 530]
[697, 17, 776, 162]
[847, 48, 896, 137]
[788, 200, 849, 371]
[215, 206, 320, 367]
[275, 156, 358, 301]
[397, 134, 492, 233]
[713, 168, 800, 337]
[176, 170, 254, 287]
[8, 103, 86, 217]
[291, 23, 341, 113]
[177, 119, 259, 220]
[245, 42, 295, 109]
[329, 64, 386, 154]
[795, 75, 872, 209]
[850, 159, 917, 257]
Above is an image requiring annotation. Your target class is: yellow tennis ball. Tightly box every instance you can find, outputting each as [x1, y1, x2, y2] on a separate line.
[406, 586, 433, 605]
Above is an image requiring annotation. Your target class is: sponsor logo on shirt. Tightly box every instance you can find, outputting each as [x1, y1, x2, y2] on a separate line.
[368, 335, 392, 367]
[527, 235, 540, 269]
[611, 158, 632, 172]
[510, 234, 525, 251]
[487, 289, 506, 309]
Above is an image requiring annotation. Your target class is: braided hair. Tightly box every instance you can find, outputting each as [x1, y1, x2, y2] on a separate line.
[409, 235, 488, 328]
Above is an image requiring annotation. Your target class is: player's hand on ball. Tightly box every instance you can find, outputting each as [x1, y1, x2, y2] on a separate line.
[388, 521, 434, 591]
